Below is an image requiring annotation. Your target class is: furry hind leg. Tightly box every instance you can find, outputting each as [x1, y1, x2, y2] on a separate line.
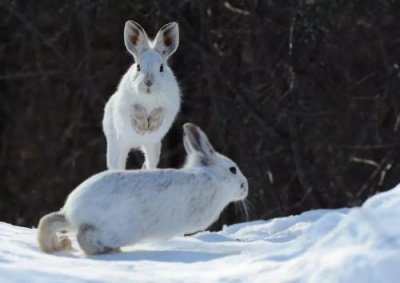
[37, 212, 72, 253]
[77, 224, 121, 255]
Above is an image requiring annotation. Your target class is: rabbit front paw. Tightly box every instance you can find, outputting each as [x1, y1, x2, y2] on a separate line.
[131, 104, 148, 135]
[148, 107, 164, 133]
[133, 118, 148, 135]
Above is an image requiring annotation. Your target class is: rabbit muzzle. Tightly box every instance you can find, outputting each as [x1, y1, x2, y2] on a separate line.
[144, 79, 153, 87]
[141, 74, 155, 94]
[239, 181, 248, 199]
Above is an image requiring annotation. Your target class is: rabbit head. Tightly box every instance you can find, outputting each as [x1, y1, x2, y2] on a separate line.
[183, 123, 248, 202]
[124, 21, 179, 95]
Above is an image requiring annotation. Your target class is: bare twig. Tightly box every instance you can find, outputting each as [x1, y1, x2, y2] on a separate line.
[0, 71, 63, 80]
[0, 1, 72, 68]
[356, 150, 397, 198]
[224, 1, 251, 16]
[351, 157, 379, 168]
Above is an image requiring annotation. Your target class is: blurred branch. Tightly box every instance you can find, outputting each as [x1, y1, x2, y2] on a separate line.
[351, 157, 379, 168]
[224, 1, 251, 16]
[0, 1, 72, 68]
[356, 149, 398, 198]
[0, 71, 63, 80]
[333, 142, 400, 150]
[222, 79, 289, 144]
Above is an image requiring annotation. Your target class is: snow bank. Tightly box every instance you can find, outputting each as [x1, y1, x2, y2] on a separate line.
[1, 184, 400, 282]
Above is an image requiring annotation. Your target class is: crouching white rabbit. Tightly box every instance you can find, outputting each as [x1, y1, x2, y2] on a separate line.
[103, 20, 181, 169]
[37, 123, 248, 255]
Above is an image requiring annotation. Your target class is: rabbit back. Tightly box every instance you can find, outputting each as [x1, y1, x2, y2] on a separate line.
[62, 169, 222, 247]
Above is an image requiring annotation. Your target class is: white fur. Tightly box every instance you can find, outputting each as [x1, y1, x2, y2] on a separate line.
[37, 123, 248, 255]
[103, 21, 181, 169]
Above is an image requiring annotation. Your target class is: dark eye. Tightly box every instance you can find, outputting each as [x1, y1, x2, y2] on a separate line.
[137, 64, 141, 71]
[229, 167, 237, 174]
[160, 64, 164, 72]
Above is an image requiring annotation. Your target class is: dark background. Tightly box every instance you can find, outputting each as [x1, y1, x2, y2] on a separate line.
[0, 0, 399, 228]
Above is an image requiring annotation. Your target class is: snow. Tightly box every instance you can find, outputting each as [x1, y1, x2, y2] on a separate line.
[1, 184, 400, 283]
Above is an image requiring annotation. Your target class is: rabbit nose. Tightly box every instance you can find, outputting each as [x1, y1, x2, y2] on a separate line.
[144, 79, 153, 87]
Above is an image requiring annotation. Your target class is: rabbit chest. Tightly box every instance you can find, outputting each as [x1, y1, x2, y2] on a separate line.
[120, 89, 180, 144]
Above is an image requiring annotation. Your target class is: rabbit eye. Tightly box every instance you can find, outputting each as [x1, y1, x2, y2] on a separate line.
[160, 64, 164, 72]
[229, 167, 237, 174]
[137, 64, 141, 71]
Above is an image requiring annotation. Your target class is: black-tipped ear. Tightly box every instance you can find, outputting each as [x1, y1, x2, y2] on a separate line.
[183, 123, 215, 159]
[154, 22, 179, 59]
[124, 21, 150, 59]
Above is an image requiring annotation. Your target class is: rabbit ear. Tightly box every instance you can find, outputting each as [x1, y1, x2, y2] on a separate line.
[183, 132, 193, 155]
[153, 22, 179, 59]
[183, 123, 215, 163]
[124, 21, 150, 59]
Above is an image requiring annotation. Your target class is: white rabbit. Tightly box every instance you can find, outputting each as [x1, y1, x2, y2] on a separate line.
[103, 20, 181, 169]
[37, 123, 248, 255]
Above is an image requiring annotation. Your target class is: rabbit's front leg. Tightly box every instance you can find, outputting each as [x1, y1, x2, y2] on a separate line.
[131, 104, 148, 135]
[147, 107, 164, 133]
[106, 139, 130, 169]
[141, 142, 161, 169]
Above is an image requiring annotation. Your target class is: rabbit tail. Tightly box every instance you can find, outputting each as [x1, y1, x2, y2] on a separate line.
[37, 212, 72, 253]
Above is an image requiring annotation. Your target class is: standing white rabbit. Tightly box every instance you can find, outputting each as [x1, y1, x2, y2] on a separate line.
[103, 21, 181, 169]
[37, 123, 248, 255]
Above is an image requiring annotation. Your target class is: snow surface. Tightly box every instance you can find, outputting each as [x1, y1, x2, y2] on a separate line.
[1, 184, 400, 283]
